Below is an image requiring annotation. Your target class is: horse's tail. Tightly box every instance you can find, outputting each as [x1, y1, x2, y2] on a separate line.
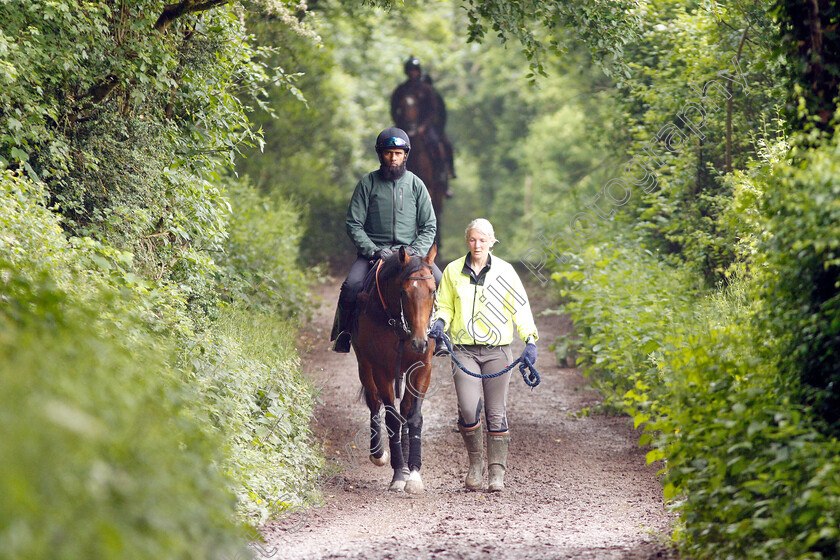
[356, 385, 368, 403]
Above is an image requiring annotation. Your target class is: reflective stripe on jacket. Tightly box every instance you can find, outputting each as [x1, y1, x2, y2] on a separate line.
[436, 254, 538, 346]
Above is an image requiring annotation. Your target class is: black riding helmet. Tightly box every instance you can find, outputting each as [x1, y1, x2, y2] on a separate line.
[404, 55, 422, 75]
[375, 127, 411, 154]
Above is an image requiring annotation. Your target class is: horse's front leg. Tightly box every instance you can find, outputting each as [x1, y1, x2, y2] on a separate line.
[402, 361, 432, 494]
[383, 398, 407, 491]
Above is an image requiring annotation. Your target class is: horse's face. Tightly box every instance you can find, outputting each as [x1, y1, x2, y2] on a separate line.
[399, 245, 438, 354]
[397, 94, 420, 135]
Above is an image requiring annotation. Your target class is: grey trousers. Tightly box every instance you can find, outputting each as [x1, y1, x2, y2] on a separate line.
[452, 345, 513, 433]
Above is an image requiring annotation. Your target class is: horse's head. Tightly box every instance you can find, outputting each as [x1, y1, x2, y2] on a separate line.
[396, 94, 420, 136]
[397, 245, 437, 354]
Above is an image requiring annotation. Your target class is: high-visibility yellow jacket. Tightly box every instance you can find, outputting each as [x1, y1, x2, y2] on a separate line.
[436, 253, 539, 346]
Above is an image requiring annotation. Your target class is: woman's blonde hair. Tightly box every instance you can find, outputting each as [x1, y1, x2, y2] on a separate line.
[464, 218, 498, 247]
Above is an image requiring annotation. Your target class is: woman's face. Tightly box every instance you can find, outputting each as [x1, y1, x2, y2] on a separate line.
[466, 229, 493, 262]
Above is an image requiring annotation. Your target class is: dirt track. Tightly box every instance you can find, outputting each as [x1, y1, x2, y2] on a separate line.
[263, 274, 680, 560]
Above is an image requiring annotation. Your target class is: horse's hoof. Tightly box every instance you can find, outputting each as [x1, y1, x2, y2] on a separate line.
[389, 469, 407, 492]
[370, 450, 389, 467]
[404, 470, 424, 494]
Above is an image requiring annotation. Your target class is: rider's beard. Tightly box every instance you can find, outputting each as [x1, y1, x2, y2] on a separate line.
[379, 159, 407, 181]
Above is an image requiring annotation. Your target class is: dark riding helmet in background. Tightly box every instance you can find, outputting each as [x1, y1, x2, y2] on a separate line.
[375, 127, 411, 154]
[404, 55, 422, 75]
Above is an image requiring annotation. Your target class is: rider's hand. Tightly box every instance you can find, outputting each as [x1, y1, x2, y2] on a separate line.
[520, 343, 537, 366]
[428, 318, 445, 340]
[373, 247, 393, 261]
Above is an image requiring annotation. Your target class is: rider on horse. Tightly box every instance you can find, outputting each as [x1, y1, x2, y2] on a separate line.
[391, 56, 455, 192]
[331, 127, 443, 353]
[421, 73, 456, 183]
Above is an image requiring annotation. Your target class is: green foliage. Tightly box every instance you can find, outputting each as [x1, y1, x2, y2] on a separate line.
[556, 237, 840, 559]
[605, 0, 784, 283]
[217, 175, 312, 318]
[772, 0, 840, 132]
[0, 172, 242, 560]
[756, 130, 840, 435]
[186, 306, 322, 523]
[462, 0, 642, 81]
[0, 0, 325, 535]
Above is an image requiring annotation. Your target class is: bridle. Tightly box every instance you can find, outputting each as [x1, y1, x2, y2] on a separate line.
[375, 258, 436, 339]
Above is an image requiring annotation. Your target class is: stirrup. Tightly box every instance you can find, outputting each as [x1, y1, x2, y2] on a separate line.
[332, 331, 351, 353]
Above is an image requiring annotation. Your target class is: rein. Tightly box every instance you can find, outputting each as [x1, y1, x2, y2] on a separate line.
[438, 334, 541, 389]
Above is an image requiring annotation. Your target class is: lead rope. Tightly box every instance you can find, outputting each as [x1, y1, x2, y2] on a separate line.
[438, 334, 541, 389]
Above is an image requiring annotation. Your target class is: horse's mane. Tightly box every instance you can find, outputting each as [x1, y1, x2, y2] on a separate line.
[378, 252, 430, 285]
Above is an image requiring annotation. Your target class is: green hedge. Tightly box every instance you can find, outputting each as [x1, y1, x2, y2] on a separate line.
[1, 160, 323, 557]
[757, 132, 840, 434]
[555, 236, 840, 559]
[0, 172, 241, 559]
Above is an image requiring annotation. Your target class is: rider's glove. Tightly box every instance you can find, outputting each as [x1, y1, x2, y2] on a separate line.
[428, 318, 445, 340]
[520, 342, 537, 366]
[373, 247, 394, 261]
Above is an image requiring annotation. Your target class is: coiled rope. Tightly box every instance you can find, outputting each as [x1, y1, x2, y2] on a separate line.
[438, 334, 541, 388]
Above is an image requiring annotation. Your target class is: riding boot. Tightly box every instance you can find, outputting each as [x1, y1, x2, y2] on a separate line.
[459, 423, 484, 490]
[330, 303, 353, 354]
[487, 432, 510, 492]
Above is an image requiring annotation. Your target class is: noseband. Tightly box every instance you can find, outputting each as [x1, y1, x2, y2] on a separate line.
[375, 259, 435, 338]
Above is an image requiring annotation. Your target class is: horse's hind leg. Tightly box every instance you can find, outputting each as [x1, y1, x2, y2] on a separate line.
[360, 362, 389, 467]
[369, 406, 389, 467]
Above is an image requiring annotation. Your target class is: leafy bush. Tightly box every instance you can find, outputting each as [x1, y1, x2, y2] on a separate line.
[757, 131, 840, 435]
[217, 175, 312, 318]
[188, 306, 323, 523]
[555, 235, 840, 559]
[0, 173, 241, 560]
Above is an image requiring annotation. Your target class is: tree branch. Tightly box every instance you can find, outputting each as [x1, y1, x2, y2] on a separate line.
[154, 0, 230, 33]
[725, 25, 750, 173]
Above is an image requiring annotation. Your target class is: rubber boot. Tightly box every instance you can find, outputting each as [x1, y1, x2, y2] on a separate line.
[330, 303, 353, 353]
[487, 432, 510, 492]
[459, 423, 484, 490]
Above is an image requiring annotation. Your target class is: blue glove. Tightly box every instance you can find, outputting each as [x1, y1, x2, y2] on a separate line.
[521, 343, 537, 365]
[428, 318, 445, 340]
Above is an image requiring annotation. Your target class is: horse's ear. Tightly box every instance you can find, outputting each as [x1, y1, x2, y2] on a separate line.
[399, 246, 411, 266]
[424, 244, 437, 265]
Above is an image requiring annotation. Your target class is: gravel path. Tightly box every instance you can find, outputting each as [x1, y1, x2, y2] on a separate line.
[262, 274, 680, 560]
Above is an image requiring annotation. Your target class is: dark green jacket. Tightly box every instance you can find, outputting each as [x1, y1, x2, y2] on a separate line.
[345, 169, 437, 258]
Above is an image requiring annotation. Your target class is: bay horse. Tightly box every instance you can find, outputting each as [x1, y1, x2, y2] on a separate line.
[353, 245, 437, 493]
[395, 93, 447, 251]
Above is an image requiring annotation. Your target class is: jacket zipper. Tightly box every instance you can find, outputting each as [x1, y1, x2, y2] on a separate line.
[391, 180, 397, 245]
[470, 282, 478, 343]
